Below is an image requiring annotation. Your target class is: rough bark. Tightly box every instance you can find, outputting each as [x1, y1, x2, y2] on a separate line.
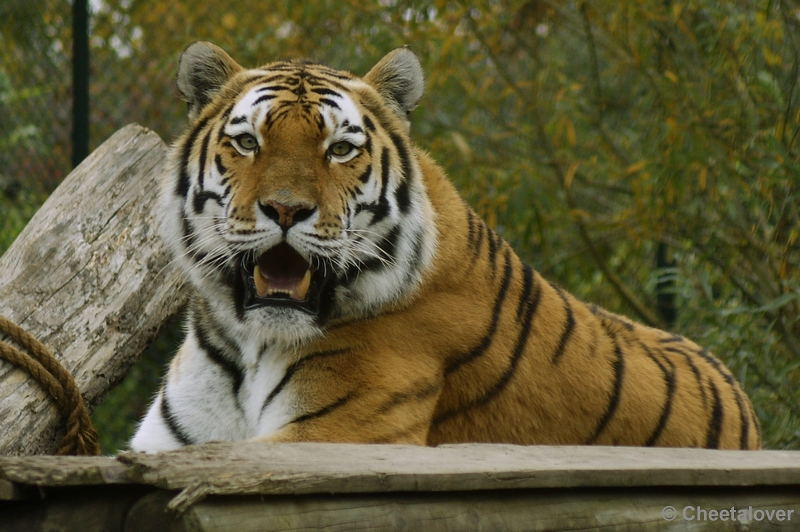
[0, 124, 187, 455]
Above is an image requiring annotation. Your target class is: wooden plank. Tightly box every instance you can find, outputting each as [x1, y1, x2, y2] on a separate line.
[116, 442, 800, 513]
[4, 443, 800, 497]
[180, 487, 800, 532]
[0, 124, 187, 455]
[0, 455, 126, 487]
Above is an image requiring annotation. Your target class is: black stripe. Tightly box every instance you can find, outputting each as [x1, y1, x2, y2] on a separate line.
[389, 131, 412, 182]
[314, 110, 325, 132]
[214, 154, 227, 175]
[694, 348, 750, 449]
[549, 283, 575, 364]
[194, 321, 244, 400]
[363, 115, 375, 131]
[586, 325, 625, 444]
[193, 191, 224, 214]
[638, 340, 676, 446]
[731, 382, 749, 449]
[377, 382, 440, 415]
[445, 249, 513, 376]
[516, 264, 534, 320]
[310, 87, 340, 97]
[230, 115, 247, 125]
[342, 225, 401, 285]
[196, 130, 210, 193]
[487, 226, 499, 276]
[290, 392, 355, 425]
[319, 97, 340, 109]
[378, 147, 391, 217]
[705, 379, 723, 448]
[218, 104, 233, 123]
[176, 115, 211, 197]
[395, 179, 411, 214]
[461, 264, 542, 413]
[261, 349, 350, 414]
[160, 389, 193, 446]
[259, 85, 291, 92]
[663, 346, 706, 406]
[254, 94, 276, 105]
[359, 148, 392, 225]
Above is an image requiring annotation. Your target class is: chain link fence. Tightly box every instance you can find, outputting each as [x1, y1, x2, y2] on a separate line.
[1, 2, 73, 196]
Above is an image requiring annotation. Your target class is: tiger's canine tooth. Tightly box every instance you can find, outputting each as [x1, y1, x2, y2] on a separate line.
[292, 269, 312, 301]
[254, 264, 269, 297]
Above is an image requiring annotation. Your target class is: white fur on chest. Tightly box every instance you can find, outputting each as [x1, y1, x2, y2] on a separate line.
[130, 330, 298, 451]
[237, 338, 297, 436]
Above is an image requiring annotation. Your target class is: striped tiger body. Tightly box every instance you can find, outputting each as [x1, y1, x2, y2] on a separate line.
[130, 42, 760, 452]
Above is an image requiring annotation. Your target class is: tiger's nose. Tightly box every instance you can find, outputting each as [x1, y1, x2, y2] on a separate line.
[259, 200, 316, 229]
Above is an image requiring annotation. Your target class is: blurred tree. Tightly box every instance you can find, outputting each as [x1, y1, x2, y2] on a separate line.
[3, 0, 799, 450]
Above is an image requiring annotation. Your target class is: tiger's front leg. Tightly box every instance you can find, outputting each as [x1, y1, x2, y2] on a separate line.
[252, 344, 443, 445]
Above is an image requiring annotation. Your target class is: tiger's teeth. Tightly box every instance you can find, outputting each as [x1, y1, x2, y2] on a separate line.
[292, 269, 312, 301]
[254, 265, 269, 297]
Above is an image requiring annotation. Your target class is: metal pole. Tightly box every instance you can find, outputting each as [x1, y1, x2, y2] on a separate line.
[71, 0, 89, 168]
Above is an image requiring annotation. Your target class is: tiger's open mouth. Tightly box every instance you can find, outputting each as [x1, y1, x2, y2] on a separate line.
[239, 242, 330, 315]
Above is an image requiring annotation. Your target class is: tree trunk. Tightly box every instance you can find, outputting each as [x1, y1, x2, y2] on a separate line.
[0, 124, 186, 455]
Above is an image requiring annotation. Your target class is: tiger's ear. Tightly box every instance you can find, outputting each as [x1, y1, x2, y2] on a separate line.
[176, 41, 243, 120]
[364, 47, 424, 126]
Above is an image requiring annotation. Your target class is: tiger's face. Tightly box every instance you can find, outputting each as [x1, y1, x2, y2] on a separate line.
[162, 43, 437, 346]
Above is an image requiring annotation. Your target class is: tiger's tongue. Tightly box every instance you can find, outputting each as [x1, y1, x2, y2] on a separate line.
[253, 244, 311, 301]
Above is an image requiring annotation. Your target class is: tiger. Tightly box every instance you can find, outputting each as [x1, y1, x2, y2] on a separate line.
[130, 41, 761, 452]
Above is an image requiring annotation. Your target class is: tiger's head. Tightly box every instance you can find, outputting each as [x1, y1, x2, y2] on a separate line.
[161, 42, 437, 346]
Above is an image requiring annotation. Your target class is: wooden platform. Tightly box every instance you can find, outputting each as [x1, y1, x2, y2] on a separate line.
[2, 442, 800, 531]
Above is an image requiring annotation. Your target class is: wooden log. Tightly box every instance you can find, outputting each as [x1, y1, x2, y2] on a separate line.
[2, 443, 800, 530]
[116, 442, 800, 513]
[0, 124, 187, 455]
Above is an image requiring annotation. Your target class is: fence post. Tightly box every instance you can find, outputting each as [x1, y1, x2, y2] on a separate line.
[71, 0, 90, 168]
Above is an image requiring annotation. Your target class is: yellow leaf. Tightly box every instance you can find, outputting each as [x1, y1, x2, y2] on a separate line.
[565, 118, 577, 147]
[664, 70, 678, 83]
[563, 162, 579, 190]
[697, 166, 707, 191]
[625, 160, 647, 175]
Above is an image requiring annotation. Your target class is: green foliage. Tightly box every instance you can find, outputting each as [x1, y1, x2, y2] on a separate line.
[4, 0, 799, 450]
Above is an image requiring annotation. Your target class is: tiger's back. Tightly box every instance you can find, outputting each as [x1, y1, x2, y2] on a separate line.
[130, 42, 760, 452]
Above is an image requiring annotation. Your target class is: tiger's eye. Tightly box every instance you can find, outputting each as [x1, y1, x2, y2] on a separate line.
[235, 133, 258, 151]
[329, 141, 353, 157]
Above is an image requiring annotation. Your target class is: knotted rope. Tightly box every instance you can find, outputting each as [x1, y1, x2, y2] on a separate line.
[0, 315, 99, 456]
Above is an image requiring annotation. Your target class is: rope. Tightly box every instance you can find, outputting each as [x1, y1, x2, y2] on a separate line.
[0, 315, 99, 456]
